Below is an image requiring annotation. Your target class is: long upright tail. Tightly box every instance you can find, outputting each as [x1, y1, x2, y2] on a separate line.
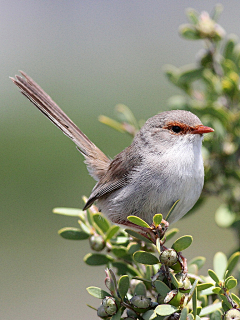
[10, 71, 110, 181]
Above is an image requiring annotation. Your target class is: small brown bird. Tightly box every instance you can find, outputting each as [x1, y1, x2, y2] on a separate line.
[11, 71, 214, 229]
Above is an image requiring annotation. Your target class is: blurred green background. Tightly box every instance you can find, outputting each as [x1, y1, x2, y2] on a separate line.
[1, 1, 239, 319]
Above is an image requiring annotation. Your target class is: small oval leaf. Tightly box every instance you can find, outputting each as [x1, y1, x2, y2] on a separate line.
[53, 207, 84, 217]
[179, 307, 188, 320]
[225, 278, 237, 290]
[214, 252, 227, 280]
[112, 262, 140, 276]
[197, 283, 214, 291]
[165, 228, 179, 242]
[143, 310, 157, 320]
[226, 252, 240, 277]
[208, 269, 220, 284]
[127, 242, 141, 255]
[172, 235, 193, 252]
[112, 246, 128, 258]
[155, 280, 171, 296]
[93, 213, 110, 233]
[105, 225, 120, 241]
[86, 286, 110, 299]
[212, 287, 221, 294]
[111, 309, 122, 320]
[215, 205, 235, 228]
[231, 293, 240, 306]
[155, 304, 178, 316]
[125, 229, 152, 244]
[58, 227, 89, 240]
[118, 275, 129, 299]
[84, 253, 113, 266]
[200, 302, 222, 316]
[153, 214, 163, 226]
[189, 256, 206, 270]
[134, 251, 159, 265]
[134, 282, 147, 296]
[127, 216, 150, 228]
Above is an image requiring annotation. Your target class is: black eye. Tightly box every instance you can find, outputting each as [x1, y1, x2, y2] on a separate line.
[171, 125, 182, 133]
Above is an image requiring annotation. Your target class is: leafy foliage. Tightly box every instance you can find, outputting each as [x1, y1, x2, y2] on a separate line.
[54, 5, 240, 319]
[56, 205, 240, 319]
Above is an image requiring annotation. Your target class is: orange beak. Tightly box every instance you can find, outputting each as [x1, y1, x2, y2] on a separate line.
[191, 125, 214, 134]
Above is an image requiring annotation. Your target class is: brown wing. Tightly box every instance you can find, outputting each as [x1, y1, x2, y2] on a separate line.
[83, 146, 142, 209]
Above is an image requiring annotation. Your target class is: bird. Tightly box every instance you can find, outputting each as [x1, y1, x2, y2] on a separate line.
[11, 71, 214, 230]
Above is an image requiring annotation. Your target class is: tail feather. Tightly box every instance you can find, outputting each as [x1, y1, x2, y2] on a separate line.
[11, 71, 110, 181]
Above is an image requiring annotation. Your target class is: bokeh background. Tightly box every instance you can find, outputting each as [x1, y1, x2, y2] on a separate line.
[1, 1, 239, 319]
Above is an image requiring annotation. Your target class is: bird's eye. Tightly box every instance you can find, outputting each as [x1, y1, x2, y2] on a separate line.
[171, 125, 182, 133]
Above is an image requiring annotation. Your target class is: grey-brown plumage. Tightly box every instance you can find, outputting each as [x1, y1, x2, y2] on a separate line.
[11, 72, 214, 226]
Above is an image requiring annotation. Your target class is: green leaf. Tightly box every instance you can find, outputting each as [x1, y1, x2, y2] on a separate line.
[192, 286, 197, 319]
[178, 67, 204, 84]
[134, 282, 147, 296]
[220, 294, 232, 309]
[179, 308, 188, 320]
[98, 115, 125, 133]
[143, 310, 158, 320]
[172, 235, 193, 252]
[165, 228, 179, 242]
[197, 283, 214, 291]
[84, 253, 114, 266]
[153, 214, 163, 226]
[179, 24, 200, 40]
[127, 216, 150, 228]
[93, 213, 110, 233]
[208, 269, 220, 284]
[112, 262, 140, 277]
[165, 200, 180, 222]
[211, 3, 223, 21]
[210, 310, 222, 320]
[223, 36, 237, 60]
[186, 8, 199, 24]
[188, 263, 198, 274]
[226, 252, 240, 277]
[105, 225, 120, 241]
[111, 308, 122, 320]
[200, 302, 222, 316]
[231, 293, 240, 306]
[187, 314, 194, 320]
[58, 227, 89, 240]
[78, 220, 91, 235]
[170, 273, 179, 289]
[115, 104, 139, 128]
[155, 280, 171, 296]
[134, 251, 159, 265]
[118, 275, 129, 299]
[127, 242, 141, 255]
[155, 304, 178, 316]
[214, 252, 227, 280]
[111, 236, 129, 245]
[188, 256, 206, 270]
[86, 286, 110, 299]
[215, 205, 235, 228]
[212, 287, 222, 294]
[86, 209, 94, 226]
[225, 277, 237, 290]
[112, 246, 128, 258]
[53, 207, 85, 218]
[125, 229, 152, 244]
[189, 279, 198, 299]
